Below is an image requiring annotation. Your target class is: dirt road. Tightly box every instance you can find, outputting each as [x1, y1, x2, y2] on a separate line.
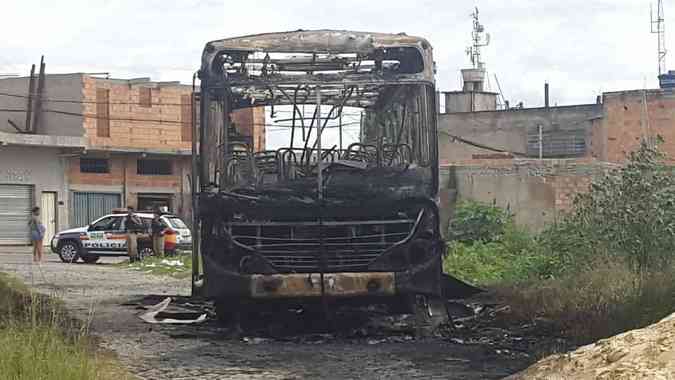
[0, 251, 535, 379]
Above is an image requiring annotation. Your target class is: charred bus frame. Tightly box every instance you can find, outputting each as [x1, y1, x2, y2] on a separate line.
[193, 30, 445, 318]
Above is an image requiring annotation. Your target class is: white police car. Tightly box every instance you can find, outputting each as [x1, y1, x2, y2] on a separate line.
[50, 212, 192, 263]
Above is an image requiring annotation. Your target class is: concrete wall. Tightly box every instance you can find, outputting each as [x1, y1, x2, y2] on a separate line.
[0, 146, 69, 231]
[439, 159, 612, 232]
[0, 73, 84, 136]
[438, 104, 604, 165]
[444, 91, 497, 113]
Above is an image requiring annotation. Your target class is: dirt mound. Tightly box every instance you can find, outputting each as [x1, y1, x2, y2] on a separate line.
[507, 312, 675, 380]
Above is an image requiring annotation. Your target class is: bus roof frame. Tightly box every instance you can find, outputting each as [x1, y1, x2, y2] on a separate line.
[199, 29, 436, 86]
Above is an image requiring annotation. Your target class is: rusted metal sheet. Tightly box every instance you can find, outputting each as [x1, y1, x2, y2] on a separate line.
[205, 29, 430, 55]
[250, 272, 395, 299]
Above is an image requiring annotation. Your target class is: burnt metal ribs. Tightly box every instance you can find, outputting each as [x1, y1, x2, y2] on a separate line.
[229, 218, 416, 272]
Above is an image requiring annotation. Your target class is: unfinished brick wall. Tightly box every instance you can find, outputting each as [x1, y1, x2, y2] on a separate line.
[82, 76, 193, 151]
[68, 154, 190, 213]
[231, 106, 266, 151]
[82, 75, 265, 152]
[68, 156, 124, 187]
[546, 174, 593, 211]
[602, 89, 675, 163]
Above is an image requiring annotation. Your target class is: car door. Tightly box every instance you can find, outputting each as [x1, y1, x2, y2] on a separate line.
[83, 216, 117, 254]
[106, 216, 128, 254]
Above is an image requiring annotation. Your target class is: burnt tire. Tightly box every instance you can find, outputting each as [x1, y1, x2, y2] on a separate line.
[57, 241, 80, 263]
[81, 255, 99, 264]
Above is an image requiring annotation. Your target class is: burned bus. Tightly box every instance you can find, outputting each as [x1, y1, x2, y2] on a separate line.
[193, 30, 452, 321]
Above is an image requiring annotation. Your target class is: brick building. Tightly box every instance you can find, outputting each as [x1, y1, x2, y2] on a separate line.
[438, 88, 675, 232]
[0, 73, 265, 245]
[598, 89, 675, 162]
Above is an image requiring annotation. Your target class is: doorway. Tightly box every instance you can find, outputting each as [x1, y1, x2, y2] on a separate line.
[40, 192, 57, 246]
[137, 194, 173, 213]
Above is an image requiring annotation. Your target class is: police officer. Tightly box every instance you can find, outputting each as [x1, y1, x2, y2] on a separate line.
[125, 206, 144, 262]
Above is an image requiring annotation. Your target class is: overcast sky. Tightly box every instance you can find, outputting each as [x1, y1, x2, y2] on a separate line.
[0, 0, 669, 107]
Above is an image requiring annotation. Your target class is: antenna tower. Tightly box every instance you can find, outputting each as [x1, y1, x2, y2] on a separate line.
[466, 7, 490, 69]
[651, 0, 667, 76]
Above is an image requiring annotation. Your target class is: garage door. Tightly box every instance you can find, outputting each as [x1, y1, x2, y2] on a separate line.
[0, 185, 34, 244]
[71, 192, 121, 228]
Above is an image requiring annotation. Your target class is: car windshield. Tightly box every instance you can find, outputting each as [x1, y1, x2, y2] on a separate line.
[166, 217, 187, 229]
[90, 216, 121, 231]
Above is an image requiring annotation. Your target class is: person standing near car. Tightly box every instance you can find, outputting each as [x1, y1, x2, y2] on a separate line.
[151, 210, 165, 257]
[28, 207, 46, 263]
[125, 206, 144, 262]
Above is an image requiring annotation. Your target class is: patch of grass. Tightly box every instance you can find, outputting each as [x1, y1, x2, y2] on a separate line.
[0, 273, 134, 380]
[118, 253, 192, 278]
[444, 171, 675, 347]
[495, 259, 675, 344]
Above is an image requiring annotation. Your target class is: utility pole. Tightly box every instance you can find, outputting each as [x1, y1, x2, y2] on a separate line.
[24, 64, 36, 133]
[32, 56, 46, 134]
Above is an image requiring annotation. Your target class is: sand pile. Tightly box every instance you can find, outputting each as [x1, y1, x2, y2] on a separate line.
[507, 312, 675, 380]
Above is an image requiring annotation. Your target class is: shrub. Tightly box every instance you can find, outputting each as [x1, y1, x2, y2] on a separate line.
[543, 140, 675, 272]
[444, 224, 545, 285]
[448, 200, 513, 243]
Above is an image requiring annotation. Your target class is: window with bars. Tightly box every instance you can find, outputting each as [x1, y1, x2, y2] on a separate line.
[137, 159, 172, 175]
[96, 88, 110, 137]
[139, 87, 152, 107]
[181, 94, 193, 141]
[80, 158, 110, 174]
[526, 127, 587, 157]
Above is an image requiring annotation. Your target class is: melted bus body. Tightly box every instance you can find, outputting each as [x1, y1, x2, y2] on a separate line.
[194, 30, 446, 317]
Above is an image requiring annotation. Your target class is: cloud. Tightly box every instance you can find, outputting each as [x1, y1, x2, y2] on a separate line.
[0, 0, 667, 106]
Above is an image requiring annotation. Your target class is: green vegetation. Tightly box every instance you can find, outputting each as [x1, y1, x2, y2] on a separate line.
[118, 253, 192, 278]
[0, 273, 133, 380]
[443, 202, 542, 285]
[444, 141, 675, 343]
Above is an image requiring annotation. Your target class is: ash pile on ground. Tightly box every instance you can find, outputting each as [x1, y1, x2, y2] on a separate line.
[129, 294, 568, 358]
[506, 312, 675, 380]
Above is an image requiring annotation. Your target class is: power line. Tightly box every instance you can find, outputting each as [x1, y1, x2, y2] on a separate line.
[0, 90, 369, 110]
[1, 106, 364, 128]
[2, 107, 188, 125]
[0, 91, 189, 107]
[439, 131, 526, 156]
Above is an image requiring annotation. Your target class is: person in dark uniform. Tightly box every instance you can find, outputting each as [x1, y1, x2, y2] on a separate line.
[125, 206, 144, 262]
[151, 209, 166, 257]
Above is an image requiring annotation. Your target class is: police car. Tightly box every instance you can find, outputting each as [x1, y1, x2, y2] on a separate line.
[50, 211, 192, 263]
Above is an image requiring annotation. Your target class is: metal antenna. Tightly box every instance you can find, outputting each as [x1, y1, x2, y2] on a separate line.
[465, 7, 490, 69]
[651, 0, 667, 76]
